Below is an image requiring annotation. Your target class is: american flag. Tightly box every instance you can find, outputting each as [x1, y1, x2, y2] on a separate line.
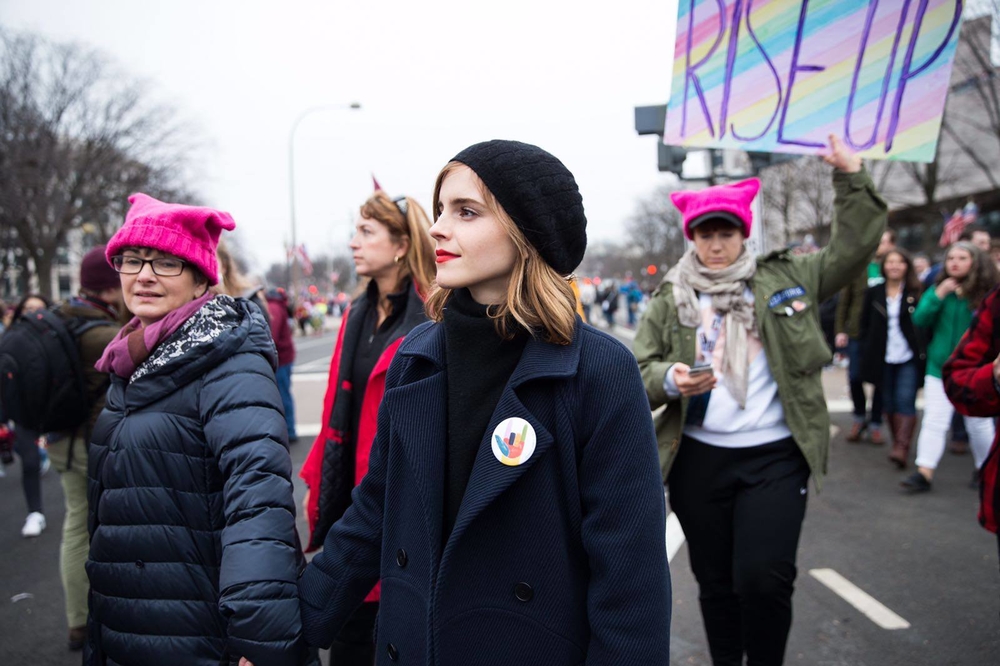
[940, 201, 979, 247]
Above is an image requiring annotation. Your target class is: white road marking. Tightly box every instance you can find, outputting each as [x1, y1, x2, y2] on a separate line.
[827, 398, 924, 413]
[296, 424, 322, 437]
[665, 511, 686, 563]
[291, 372, 330, 381]
[809, 568, 911, 630]
[294, 359, 335, 373]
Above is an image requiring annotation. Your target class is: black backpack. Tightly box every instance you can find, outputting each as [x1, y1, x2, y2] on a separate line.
[0, 307, 114, 433]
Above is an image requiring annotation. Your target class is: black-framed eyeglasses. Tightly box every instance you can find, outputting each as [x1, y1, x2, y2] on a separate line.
[111, 255, 187, 277]
[392, 195, 409, 219]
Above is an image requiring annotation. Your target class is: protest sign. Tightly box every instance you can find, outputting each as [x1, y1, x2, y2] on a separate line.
[663, 0, 965, 162]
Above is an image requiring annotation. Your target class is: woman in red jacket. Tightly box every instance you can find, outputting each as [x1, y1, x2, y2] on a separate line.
[300, 189, 434, 664]
[942, 284, 1000, 580]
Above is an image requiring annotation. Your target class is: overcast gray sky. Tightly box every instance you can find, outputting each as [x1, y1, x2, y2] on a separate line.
[2, 0, 680, 276]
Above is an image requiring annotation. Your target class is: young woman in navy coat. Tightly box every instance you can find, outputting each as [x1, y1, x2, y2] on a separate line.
[293, 141, 672, 665]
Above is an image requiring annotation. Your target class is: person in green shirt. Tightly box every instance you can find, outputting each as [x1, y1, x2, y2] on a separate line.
[902, 242, 999, 492]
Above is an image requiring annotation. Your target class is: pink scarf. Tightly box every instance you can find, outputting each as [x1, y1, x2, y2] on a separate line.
[96, 293, 214, 379]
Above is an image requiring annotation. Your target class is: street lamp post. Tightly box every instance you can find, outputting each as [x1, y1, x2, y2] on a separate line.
[288, 101, 361, 300]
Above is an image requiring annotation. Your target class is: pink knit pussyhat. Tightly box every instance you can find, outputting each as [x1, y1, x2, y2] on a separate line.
[105, 193, 237, 285]
[671, 178, 760, 240]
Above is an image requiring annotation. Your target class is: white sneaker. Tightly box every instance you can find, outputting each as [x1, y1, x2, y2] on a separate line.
[21, 512, 46, 538]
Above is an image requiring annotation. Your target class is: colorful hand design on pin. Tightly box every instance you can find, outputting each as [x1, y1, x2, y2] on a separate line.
[494, 423, 528, 458]
[492, 418, 536, 466]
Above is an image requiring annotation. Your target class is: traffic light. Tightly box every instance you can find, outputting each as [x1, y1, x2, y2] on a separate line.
[657, 144, 687, 176]
[636, 104, 687, 176]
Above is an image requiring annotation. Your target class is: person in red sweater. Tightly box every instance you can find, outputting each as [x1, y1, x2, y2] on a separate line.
[299, 189, 435, 665]
[267, 288, 297, 442]
[942, 284, 1000, 579]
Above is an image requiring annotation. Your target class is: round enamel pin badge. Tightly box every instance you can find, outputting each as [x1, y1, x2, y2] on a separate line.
[491, 417, 537, 466]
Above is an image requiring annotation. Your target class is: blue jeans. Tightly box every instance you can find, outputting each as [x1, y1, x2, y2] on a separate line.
[882, 359, 920, 416]
[274, 364, 297, 439]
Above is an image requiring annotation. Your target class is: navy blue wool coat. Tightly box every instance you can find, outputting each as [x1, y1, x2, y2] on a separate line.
[299, 320, 672, 665]
[87, 298, 310, 666]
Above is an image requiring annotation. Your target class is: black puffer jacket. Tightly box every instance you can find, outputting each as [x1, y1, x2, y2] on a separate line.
[87, 296, 310, 666]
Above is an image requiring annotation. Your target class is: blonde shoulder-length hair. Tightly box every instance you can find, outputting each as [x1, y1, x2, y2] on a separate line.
[425, 162, 578, 345]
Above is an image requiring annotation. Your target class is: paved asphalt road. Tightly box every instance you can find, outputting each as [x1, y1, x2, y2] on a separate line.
[2, 322, 998, 665]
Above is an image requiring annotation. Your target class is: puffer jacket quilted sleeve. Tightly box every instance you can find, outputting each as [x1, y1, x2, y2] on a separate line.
[201, 336, 305, 664]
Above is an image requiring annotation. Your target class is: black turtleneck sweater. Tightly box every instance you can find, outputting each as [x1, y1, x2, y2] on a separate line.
[442, 289, 529, 539]
[349, 279, 411, 442]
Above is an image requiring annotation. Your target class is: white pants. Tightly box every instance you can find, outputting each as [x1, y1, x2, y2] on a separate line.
[915, 375, 995, 470]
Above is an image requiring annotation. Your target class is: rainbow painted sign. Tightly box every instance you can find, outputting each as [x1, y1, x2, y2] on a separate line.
[664, 0, 965, 162]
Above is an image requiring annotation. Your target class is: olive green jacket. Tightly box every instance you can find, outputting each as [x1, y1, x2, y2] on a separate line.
[634, 169, 887, 488]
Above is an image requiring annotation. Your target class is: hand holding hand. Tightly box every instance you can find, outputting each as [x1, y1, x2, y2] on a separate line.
[822, 134, 862, 173]
[835, 332, 849, 349]
[936, 277, 959, 299]
[672, 363, 717, 397]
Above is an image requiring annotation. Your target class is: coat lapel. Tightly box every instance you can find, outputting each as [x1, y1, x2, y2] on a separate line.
[386, 371, 447, 556]
[442, 390, 554, 559]
[390, 323, 448, 555]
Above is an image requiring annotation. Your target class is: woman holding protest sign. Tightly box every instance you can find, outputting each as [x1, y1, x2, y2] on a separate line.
[634, 135, 886, 666]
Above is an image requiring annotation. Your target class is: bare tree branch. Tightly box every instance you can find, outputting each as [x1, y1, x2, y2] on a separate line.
[0, 27, 202, 297]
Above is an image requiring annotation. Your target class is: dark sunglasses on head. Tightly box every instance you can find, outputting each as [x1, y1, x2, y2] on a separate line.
[392, 195, 408, 219]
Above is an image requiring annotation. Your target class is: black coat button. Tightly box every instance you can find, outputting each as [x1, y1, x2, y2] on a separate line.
[135, 560, 144, 569]
[514, 582, 533, 602]
[396, 549, 408, 568]
[386, 643, 399, 661]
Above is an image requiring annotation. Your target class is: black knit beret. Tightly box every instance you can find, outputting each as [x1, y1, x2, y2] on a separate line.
[451, 140, 587, 275]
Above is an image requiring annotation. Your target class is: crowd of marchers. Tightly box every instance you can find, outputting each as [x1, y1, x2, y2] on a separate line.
[1, 136, 999, 666]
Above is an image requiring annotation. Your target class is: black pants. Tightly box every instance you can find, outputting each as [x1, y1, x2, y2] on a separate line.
[668, 436, 810, 666]
[329, 600, 378, 665]
[847, 339, 882, 425]
[13, 426, 42, 515]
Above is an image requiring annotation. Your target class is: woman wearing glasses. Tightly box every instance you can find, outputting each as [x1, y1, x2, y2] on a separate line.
[86, 194, 312, 666]
[299, 188, 435, 665]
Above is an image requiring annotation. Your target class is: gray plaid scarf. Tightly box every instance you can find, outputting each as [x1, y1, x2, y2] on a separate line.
[665, 246, 757, 408]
